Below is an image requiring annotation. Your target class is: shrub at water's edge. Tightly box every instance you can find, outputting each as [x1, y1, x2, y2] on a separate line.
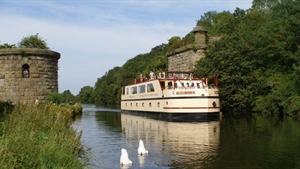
[0, 102, 88, 168]
[0, 100, 14, 118]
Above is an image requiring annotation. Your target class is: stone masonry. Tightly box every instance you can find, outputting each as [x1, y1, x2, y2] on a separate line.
[167, 26, 207, 72]
[0, 48, 60, 105]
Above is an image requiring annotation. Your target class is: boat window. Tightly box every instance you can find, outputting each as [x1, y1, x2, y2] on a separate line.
[191, 83, 195, 88]
[160, 81, 165, 90]
[174, 82, 178, 89]
[122, 87, 125, 95]
[167, 82, 172, 89]
[196, 83, 200, 89]
[186, 83, 190, 88]
[131, 86, 137, 94]
[147, 83, 155, 92]
[126, 88, 129, 95]
[139, 85, 145, 93]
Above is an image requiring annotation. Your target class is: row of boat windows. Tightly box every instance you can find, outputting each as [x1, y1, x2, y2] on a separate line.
[167, 82, 206, 89]
[126, 83, 155, 95]
[125, 81, 207, 95]
[125, 102, 167, 107]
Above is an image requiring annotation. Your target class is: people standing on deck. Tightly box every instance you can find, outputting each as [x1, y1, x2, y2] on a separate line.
[140, 74, 143, 82]
[149, 71, 154, 80]
[173, 73, 177, 79]
[158, 72, 161, 78]
[143, 75, 148, 81]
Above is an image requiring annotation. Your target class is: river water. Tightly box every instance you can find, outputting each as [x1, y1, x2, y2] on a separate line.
[74, 104, 300, 169]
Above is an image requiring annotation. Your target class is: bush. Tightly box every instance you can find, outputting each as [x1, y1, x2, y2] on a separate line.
[0, 100, 14, 118]
[18, 34, 49, 49]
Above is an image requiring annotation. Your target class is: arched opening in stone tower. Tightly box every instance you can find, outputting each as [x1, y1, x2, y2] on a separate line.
[22, 64, 30, 78]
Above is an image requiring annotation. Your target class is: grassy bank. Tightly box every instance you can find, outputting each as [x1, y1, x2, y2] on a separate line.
[0, 102, 88, 169]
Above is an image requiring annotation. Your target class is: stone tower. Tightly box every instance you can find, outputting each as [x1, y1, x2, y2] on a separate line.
[167, 26, 207, 72]
[0, 48, 60, 105]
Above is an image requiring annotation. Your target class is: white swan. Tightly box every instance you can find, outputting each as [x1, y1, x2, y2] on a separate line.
[120, 148, 133, 165]
[138, 139, 149, 155]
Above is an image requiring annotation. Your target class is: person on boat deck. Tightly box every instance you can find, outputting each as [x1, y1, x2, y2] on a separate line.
[140, 74, 143, 82]
[158, 72, 161, 78]
[149, 71, 154, 80]
[173, 73, 177, 79]
[143, 75, 148, 81]
[133, 78, 137, 84]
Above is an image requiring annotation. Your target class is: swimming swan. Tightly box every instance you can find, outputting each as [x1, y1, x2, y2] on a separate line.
[138, 139, 149, 155]
[120, 148, 133, 165]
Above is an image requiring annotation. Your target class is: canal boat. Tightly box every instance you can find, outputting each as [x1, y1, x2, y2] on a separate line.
[120, 71, 220, 121]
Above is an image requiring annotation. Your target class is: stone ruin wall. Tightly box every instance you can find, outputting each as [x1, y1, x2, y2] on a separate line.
[167, 45, 206, 72]
[167, 26, 207, 72]
[0, 48, 60, 105]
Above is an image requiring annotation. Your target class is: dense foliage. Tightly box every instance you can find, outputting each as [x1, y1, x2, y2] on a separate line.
[64, 0, 300, 116]
[195, 0, 300, 115]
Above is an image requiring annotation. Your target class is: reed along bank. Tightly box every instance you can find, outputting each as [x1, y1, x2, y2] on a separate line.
[0, 101, 88, 169]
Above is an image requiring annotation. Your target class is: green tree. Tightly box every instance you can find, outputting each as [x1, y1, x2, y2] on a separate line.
[61, 90, 77, 104]
[251, 0, 279, 11]
[18, 33, 49, 49]
[77, 86, 94, 104]
[93, 67, 121, 105]
[46, 92, 64, 104]
[252, 0, 300, 115]
[196, 11, 219, 36]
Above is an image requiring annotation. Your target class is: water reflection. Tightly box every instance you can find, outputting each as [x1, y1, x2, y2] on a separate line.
[121, 113, 220, 168]
[76, 105, 220, 169]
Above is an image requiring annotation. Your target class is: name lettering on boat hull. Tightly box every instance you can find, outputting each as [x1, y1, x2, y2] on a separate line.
[176, 91, 195, 95]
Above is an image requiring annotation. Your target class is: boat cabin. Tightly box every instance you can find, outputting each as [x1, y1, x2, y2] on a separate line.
[121, 71, 218, 97]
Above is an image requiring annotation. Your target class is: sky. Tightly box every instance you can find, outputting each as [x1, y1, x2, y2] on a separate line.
[0, 0, 252, 95]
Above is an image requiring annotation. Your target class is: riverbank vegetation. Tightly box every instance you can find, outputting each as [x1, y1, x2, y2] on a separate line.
[0, 101, 88, 168]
